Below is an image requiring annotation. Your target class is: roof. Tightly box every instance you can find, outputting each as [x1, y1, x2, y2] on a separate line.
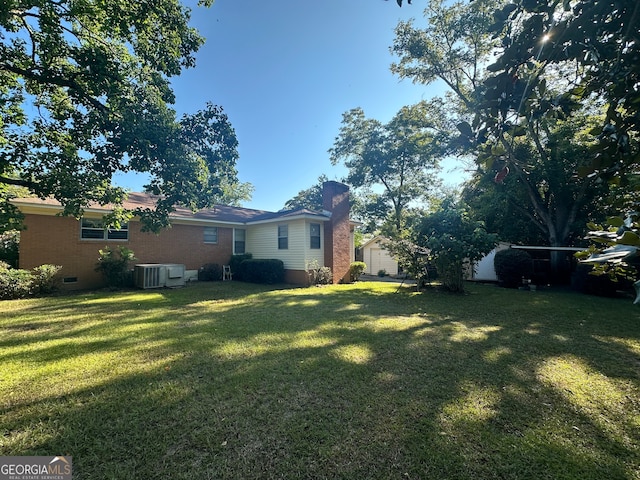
[361, 235, 391, 249]
[11, 192, 331, 226]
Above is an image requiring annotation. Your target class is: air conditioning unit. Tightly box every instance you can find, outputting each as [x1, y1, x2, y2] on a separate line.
[134, 264, 185, 289]
[165, 264, 186, 288]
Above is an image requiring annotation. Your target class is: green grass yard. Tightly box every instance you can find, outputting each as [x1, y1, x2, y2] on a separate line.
[1, 281, 639, 479]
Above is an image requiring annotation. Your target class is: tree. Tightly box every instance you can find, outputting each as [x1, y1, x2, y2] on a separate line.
[382, 238, 432, 289]
[391, 0, 618, 277]
[0, 182, 29, 233]
[217, 176, 255, 208]
[416, 199, 497, 292]
[391, 0, 501, 110]
[284, 175, 329, 211]
[480, 0, 640, 189]
[462, 112, 611, 247]
[0, 0, 248, 230]
[461, 172, 549, 246]
[329, 100, 449, 235]
[384, 199, 497, 292]
[135, 102, 244, 231]
[474, 0, 640, 285]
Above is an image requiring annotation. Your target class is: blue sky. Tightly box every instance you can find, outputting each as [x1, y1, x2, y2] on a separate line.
[115, 0, 461, 212]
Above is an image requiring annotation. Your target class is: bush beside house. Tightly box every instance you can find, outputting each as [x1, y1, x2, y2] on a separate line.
[307, 260, 333, 286]
[95, 246, 136, 289]
[229, 254, 253, 281]
[0, 262, 62, 299]
[349, 261, 366, 282]
[238, 259, 285, 284]
[198, 263, 222, 281]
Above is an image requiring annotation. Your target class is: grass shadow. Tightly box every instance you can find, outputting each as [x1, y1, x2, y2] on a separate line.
[1, 281, 638, 479]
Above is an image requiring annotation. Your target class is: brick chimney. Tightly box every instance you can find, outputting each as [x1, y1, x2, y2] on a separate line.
[323, 181, 351, 283]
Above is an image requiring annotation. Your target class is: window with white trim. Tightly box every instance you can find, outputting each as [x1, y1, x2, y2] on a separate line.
[278, 225, 288, 249]
[204, 227, 218, 244]
[81, 218, 128, 240]
[310, 223, 320, 249]
[234, 228, 246, 254]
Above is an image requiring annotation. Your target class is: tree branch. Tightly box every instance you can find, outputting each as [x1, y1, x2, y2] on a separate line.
[0, 175, 34, 189]
[0, 63, 109, 114]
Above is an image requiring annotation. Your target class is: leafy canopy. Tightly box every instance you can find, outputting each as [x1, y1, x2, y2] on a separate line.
[472, 0, 640, 281]
[479, 0, 640, 187]
[329, 100, 449, 235]
[0, 0, 249, 230]
[284, 175, 329, 211]
[391, 0, 626, 268]
[417, 199, 497, 292]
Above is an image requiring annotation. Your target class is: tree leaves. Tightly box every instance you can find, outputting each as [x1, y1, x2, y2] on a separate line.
[329, 101, 448, 234]
[0, 0, 245, 230]
[482, 0, 640, 188]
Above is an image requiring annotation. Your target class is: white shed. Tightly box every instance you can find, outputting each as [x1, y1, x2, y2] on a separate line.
[361, 236, 399, 276]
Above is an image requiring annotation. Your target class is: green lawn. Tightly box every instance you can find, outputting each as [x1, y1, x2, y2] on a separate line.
[1, 281, 639, 479]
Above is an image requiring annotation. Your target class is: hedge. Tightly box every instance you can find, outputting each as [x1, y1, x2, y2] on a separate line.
[229, 254, 253, 281]
[238, 259, 285, 284]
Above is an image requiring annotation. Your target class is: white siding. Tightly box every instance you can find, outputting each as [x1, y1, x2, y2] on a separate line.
[471, 242, 511, 281]
[246, 219, 324, 270]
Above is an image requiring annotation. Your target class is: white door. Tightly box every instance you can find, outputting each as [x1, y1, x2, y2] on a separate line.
[369, 247, 383, 275]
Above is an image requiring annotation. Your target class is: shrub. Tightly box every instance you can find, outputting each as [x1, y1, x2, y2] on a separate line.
[382, 239, 431, 289]
[494, 248, 534, 288]
[307, 260, 333, 286]
[417, 201, 498, 293]
[0, 261, 32, 299]
[349, 261, 366, 282]
[0, 262, 62, 299]
[239, 259, 285, 284]
[377, 269, 387, 277]
[0, 230, 20, 268]
[198, 263, 222, 281]
[95, 246, 136, 288]
[229, 253, 252, 281]
[31, 264, 62, 294]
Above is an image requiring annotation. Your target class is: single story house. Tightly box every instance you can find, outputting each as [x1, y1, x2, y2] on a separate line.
[12, 181, 355, 290]
[361, 236, 399, 276]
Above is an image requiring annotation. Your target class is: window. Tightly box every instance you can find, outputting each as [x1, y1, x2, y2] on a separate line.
[310, 223, 321, 249]
[234, 229, 246, 254]
[81, 218, 128, 240]
[204, 227, 218, 244]
[278, 225, 288, 249]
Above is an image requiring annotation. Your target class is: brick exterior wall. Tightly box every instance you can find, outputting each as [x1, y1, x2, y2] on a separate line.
[284, 268, 310, 286]
[19, 214, 233, 290]
[322, 181, 351, 284]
